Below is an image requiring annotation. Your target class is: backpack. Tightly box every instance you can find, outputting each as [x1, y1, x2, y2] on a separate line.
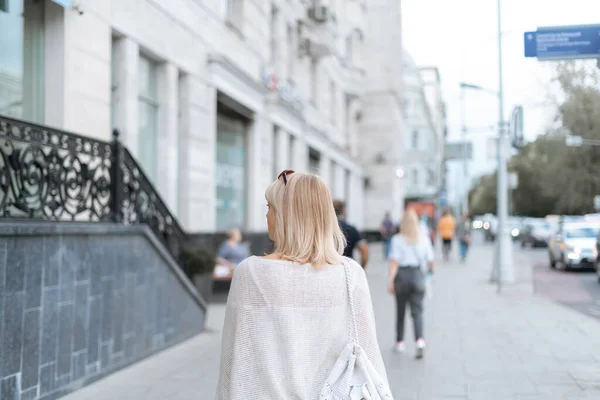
[319, 258, 394, 400]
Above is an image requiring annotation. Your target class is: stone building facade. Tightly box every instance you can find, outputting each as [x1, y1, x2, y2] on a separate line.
[1, 0, 370, 232]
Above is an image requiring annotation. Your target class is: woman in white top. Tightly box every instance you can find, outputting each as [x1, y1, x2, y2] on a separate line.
[388, 209, 435, 359]
[216, 170, 390, 399]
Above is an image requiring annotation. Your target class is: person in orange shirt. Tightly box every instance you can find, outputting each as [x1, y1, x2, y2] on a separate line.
[437, 209, 457, 261]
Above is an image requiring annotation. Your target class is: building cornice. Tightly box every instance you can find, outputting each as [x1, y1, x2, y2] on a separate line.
[207, 54, 268, 113]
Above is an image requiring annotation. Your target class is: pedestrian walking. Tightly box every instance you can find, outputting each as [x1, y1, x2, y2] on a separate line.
[380, 211, 395, 259]
[216, 171, 391, 399]
[437, 209, 456, 261]
[334, 199, 369, 269]
[457, 214, 472, 262]
[388, 209, 435, 359]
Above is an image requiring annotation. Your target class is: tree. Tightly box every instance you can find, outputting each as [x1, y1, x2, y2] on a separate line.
[468, 172, 497, 215]
[509, 135, 564, 217]
[468, 61, 600, 217]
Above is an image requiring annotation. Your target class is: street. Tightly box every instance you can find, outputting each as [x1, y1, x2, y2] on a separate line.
[60, 234, 600, 400]
[526, 245, 600, 321]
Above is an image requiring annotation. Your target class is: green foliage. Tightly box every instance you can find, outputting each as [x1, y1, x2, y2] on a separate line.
[182, 247, 216, 277]
[468, 173, 497, 215]
[469, 61, 600, 217]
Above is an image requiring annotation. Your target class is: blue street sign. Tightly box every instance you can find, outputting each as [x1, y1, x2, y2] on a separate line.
[524, 25, 600, 60]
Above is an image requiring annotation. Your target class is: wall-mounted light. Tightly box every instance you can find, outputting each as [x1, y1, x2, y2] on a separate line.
[395, 168, 404, 178]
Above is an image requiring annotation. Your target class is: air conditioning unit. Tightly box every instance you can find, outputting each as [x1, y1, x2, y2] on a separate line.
[298, 37, 332, 60]
[308, 5, 328, 23]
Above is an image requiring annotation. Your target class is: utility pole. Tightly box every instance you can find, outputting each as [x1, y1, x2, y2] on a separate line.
[460, 85, 468, 215]
[494, 0, 514, 293]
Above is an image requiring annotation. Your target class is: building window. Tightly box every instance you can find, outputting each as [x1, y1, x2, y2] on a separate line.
[329, 80, 336, 124]
[272, 125, 279, 178]
[288, 134, 295, 169]
[345, 35, 353, 64]
[308, 148, 320, 174]
[138, 55, 159, 182]
[286, 23, 295, 81]
[411, 130, 418, 149]
[110, 37, 120, 131]
[330, 160, 336, 189]
[269, 5, 278, 66]
[427, 168, 435, 186]
[216, 111, 247, 231]
[310, 59, 318, 104]
[226, 0, 244, 33]
[350, 30, 364, 68]
[0, 0, 45, 123]
[345, 169, 351, 203]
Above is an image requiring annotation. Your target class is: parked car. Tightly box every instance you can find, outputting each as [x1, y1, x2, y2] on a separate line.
[520, 219, 554, 248]
[483, 216, 498, 242]
[548, 222, 599, 270]
[509, 218, 523, 241]
[596, 230, 600, 283]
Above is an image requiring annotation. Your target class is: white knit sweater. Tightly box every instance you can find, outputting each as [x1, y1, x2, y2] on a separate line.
[215, 256, 389, 400]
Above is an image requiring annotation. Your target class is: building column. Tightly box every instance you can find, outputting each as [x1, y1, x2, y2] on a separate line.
[182, 81, 217, 232]
[113, 37, 139, 152]
[157, 63, 179, 213]
[248, 114, 273, 231]
[319, 153, 331, 187]
[275, 128, 291, 172]
[333, 163, 346, 200]
[177, 74, 191, 228]
[44, 1, 66, 128]
[347, 172, 365, 229]
[291, 135, 308, 171]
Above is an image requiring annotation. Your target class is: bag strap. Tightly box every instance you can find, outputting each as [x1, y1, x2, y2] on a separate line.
[342, 258, 359, 346]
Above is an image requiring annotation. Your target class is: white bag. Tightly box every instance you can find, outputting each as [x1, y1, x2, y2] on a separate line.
[319, 259, 394, 400]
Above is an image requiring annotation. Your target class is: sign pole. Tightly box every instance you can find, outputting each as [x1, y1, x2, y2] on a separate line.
[495, 0, 514, 293]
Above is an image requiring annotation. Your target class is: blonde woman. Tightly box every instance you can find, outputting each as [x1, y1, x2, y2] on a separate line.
[216, 170, 390, 399]
[388, 209, 435, 359]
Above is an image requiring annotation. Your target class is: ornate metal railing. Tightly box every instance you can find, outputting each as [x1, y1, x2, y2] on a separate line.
[0, 115, 186, 269]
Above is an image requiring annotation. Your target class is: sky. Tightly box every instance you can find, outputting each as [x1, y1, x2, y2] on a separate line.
[403, 0, 600, 141]
[402, 0, 600, 204]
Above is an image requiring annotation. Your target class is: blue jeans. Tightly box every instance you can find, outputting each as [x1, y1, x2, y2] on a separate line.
[384, 238, 392, 259]
[459, 240, 469, 260]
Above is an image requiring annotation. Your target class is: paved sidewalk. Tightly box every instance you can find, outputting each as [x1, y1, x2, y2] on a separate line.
[62, 240, 600, 400]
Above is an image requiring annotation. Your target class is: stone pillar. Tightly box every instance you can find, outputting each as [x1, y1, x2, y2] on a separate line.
[291, 135, 308, 172]
[333, 163, 346, 200]
[275, 128, 291, 172]
[177, 74, 191, 228]
[113, 37, 139, 152]
[44, 3, 66, 128]
[347, 172, 365, 229]
[157, 63, 179, 214]
[248, 114, 273, 231]
[183, 81, 217, 232]
[319, 153, 331, 187]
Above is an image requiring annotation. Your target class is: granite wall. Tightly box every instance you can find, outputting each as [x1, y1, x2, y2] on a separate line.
[0, 222, 206, 400]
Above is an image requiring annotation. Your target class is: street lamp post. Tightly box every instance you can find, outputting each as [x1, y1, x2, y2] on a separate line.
[459, 85, 468, 215]
[494, 0, 514, 292]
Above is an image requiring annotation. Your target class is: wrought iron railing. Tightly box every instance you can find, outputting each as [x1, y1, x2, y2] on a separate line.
[0, 115, 186, 270]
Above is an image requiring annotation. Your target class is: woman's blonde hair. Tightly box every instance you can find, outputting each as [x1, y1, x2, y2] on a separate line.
[265, 172, 346, 265]
[400, 209, 421, 244]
